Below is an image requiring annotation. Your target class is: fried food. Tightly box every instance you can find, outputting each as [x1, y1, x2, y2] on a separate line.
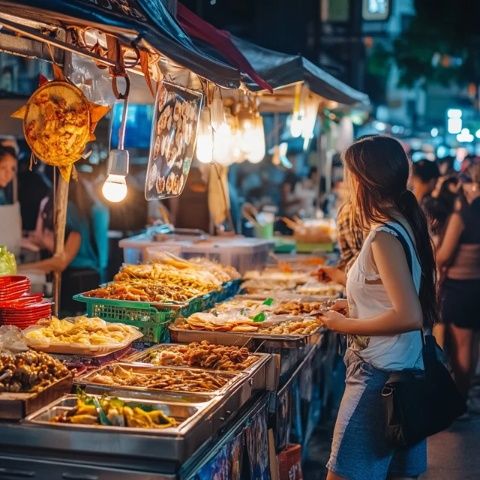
[86, 278, 214, 303]
[23, 83, 90, 166]
[52, 392, 176, 429]
[24, 317, 141, 349]
[257, 318, 323, 335]
[146, 341, 257, 371]
[0, 350, 70, 393]
[87, 364, 230, 392]
[178, 311, 324, 336]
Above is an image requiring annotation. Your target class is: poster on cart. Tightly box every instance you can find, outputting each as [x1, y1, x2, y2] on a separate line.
[145, 81, 203, 200]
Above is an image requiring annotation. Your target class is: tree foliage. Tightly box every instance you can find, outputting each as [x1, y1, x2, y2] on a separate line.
[394, 0, 480, 88]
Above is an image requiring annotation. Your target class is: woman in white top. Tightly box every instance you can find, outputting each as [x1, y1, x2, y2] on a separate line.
[320, 136, 437, 480]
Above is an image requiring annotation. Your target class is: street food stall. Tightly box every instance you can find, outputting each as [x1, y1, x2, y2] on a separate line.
[0, 2, 368, 478]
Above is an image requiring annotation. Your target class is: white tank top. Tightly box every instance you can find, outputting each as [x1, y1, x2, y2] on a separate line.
[346, 221, 424, 371]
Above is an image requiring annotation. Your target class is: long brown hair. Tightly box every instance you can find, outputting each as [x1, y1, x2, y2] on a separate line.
[343, 135, 437, 328]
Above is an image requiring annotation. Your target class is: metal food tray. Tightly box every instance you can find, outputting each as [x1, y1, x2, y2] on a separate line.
[125, 344, 278, 392]
[0, 374, 73, 421]
[238, 292, 339, 303]
[24, 393, 217, 464]
[75, 363, 242, 398]
[169, 319, 325, 350]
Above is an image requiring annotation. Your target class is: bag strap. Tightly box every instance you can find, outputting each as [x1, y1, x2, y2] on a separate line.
[380, 222, 426, 349]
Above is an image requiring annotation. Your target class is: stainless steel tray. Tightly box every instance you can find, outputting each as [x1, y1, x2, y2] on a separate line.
[26, 394, 204, 435]
[75, 363, 243, 398]
[125, 344, 278, 392]
[169, 320, 324, 349]
[24, 393, 218, 464]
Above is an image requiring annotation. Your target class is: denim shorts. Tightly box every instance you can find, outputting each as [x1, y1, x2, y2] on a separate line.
[326, 349, 427, 480]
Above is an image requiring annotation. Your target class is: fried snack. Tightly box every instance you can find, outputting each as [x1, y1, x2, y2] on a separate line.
[178, 312, 324, 336]
[183, 313, 259, 332]
[86, 278, 214, 303]
[256, 317, 323, 335]
[87, 365, 230, 393]
[0, 350, 70, 393]
[23, 83, 90, 166]
[273, 301, 325, 316]
[24, 317, 139, 348]
[147, 341, 257, 371]
[52, 392, 176, 429]
[115, 257, 240, 285]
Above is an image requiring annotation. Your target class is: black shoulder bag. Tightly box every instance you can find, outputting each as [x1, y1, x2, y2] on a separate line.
[380, 223, 466, 447]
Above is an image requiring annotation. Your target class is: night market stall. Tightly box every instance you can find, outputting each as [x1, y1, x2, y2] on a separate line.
[0, 2, 367, 479]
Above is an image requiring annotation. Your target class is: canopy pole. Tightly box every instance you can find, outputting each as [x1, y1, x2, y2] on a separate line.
[53, 174, 69, 317]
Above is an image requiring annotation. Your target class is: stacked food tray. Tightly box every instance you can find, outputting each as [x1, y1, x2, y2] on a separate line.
[169, 295, 333, 377]
[20, 344, 275, 465]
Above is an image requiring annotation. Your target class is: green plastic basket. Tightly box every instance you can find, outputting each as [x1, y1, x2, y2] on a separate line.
[73, 279, 241, 342]
[73, 294, 174, 344]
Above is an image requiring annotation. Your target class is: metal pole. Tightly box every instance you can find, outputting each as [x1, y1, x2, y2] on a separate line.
[52, 173, 69, 316]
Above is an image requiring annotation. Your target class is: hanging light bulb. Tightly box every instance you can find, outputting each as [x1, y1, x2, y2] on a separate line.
[246, 115, 266, 164]
[103, 94, 129, 203]
[102, 173, 128, 202]
[228, 113, 245, 163]
[301, 95, 320, 150]
[213, 121, 234, 165]
[210, 88, 226, 131]
[196, 109, 213, 164]
[290, 112, 304, 138]
[290, 83, 304, 138]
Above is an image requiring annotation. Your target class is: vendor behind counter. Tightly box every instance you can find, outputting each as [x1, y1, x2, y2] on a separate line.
[20, 177, 109, 314]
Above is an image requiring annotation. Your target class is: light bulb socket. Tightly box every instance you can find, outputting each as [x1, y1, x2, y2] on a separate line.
[107, 149, 129, 176]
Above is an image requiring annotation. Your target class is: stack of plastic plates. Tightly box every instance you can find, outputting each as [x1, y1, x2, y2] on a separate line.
[0, 276, 31, 301]
[0, 293, 52, 329]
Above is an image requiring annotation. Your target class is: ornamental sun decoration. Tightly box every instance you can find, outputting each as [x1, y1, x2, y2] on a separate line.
[11, 65, 110, 181]
[145, 81, 203, 200]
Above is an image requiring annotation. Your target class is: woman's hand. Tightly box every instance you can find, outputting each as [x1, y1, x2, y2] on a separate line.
[315, 266, 346, 286]
[321, 310, 349, 332]
[330, 298, 349, 315]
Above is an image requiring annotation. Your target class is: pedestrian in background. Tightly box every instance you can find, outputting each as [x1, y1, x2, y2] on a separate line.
[437, 163, 480, 404]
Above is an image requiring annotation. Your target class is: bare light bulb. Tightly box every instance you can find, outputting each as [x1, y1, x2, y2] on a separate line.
[213, 122, 234, 165]
[102, 174, 127, 202]
[196, 109, 214, 164]
[290, 112, 304, 138]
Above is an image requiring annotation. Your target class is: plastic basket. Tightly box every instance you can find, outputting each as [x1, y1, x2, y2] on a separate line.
[73, 279, 241, 340]
[73, 295, 173, 344]
[214, 279, 241, 303]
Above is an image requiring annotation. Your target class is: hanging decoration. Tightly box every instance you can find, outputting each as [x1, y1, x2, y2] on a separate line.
[11, 65, 110, 181]
[145, 81, 203, 200]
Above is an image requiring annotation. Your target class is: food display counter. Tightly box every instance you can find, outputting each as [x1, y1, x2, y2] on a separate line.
[0, 256, 341, 479]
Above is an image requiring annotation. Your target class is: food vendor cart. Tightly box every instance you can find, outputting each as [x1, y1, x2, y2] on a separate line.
[0, 3, 365, 478]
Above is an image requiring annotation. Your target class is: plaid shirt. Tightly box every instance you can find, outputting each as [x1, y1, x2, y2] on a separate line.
[336, 202, 365, 271]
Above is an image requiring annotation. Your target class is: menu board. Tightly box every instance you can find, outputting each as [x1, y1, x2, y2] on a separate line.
[145, 81, 203, 200]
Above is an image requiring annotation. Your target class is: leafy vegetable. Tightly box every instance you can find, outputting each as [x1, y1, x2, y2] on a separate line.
[252, 312, 266, 322]
[0, 246, 16, 275]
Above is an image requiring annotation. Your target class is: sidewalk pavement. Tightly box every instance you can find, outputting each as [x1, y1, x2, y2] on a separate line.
[304, 412, 480, 479]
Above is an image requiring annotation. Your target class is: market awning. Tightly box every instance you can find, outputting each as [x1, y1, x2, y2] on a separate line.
[0, 0, 241, 88]
[231, 36, 370, 106]
[176, 3, 272, 92]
